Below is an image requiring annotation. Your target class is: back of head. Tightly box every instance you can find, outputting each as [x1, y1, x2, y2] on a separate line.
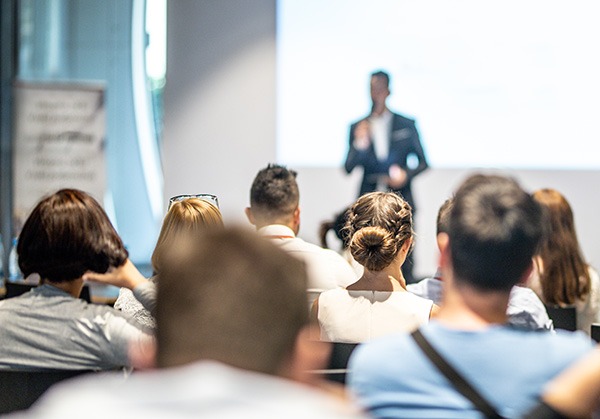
[532, 188, 590, 304]
[156, 226, 309, 375]
[345, 192, 413, 271]
[17, 189, 128, 282]
[249, 164, 299, 222]
[151, 198, 223, 273]
[448, 174, 544, 292]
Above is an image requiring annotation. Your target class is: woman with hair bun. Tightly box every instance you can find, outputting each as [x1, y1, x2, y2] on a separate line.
[312, 192, 437, 343]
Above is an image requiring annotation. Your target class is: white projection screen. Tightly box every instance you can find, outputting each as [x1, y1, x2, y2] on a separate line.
[276, 0, 600, 169]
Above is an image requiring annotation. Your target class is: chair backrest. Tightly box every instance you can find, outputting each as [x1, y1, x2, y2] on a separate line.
[4, 282, 92, 303]
[591, 324, 600, 343]
[544, 305, 577, 331]
[322, 342, 359, 384]
[5, 282, 36, 299]
[0, 369, 93, 413]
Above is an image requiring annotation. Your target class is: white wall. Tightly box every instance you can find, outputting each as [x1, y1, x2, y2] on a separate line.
[164, 1, 600, 278]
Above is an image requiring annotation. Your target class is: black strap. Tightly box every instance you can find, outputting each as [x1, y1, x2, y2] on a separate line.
[411, 329, 504, 419]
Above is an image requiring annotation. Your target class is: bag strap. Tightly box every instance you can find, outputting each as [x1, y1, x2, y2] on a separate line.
[410, 329, 504, 419]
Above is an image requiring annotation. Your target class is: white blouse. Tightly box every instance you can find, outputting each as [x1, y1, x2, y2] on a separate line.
[317, 288, 433, 343]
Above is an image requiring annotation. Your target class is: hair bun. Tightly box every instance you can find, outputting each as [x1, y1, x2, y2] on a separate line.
[350, 226, 397, 271]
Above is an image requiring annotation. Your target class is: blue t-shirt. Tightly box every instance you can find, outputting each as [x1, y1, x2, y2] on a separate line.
[348, 321, 593, 418]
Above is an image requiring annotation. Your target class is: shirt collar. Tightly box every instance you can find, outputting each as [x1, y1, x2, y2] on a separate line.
[257, 224, 296, 239]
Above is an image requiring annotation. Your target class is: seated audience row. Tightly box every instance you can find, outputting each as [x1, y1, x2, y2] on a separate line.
[3, 165, 599, 418]
[20, 227, 364, 418]
[347, 174, 594, 418]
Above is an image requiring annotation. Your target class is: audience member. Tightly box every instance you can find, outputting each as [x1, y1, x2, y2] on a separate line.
[0, 189, 152, 371]
[114, 196, 223, 329]
[245, 164, 357, 305]
[313, 192, 436, 343]
[408, 197, 553, 331]
[21, 227, 365, 418]
[348, 174, 593, 418]
[527, 188, 600, 334]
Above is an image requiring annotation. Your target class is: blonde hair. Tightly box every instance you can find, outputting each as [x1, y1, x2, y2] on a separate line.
[345, 192, 413, 272]
[533, 189, 590, 305]
[151, 198, 223, 273]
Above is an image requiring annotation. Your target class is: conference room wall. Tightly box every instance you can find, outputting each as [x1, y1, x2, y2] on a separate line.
[163, 0, 600, 278]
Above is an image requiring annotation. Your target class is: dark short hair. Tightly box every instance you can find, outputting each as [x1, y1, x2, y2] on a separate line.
[448, 174, 544, 292]
[17, 189, 128, 282]
[249, 164, 299, 219]
[156, 227, 309, 374]
[436, 197, 454, 235]
[371, 70, 390, 88]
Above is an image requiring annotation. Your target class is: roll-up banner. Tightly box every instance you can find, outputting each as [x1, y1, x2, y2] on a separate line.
[13, 82, 106, 232]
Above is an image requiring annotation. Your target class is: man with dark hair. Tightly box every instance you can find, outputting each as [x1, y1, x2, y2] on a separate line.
[348, 174, 593, 418]
[344, 70, 428, 283]
[246, 164, 357, 304]
[408, 196, 552, 330]
[24, 228, 365, 418]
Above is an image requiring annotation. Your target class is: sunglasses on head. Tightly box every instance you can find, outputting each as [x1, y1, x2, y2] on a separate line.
[167, 194, 219, 211]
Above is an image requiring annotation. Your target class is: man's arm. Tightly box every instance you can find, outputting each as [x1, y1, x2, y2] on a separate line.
[523, 346, 600, 418]
[344, 120, 371, 174]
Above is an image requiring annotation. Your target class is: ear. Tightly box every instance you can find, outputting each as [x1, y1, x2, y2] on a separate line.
[437, 233, 451, 270]
[293, 207, 300, 223]
[286, 325, 332, 385]
[401, 236, 413, 254]
[516, 260, 534, 286]
[292, 207, 301, 234]
[244, 207, 255, 226]
[435, 232, 446, 253]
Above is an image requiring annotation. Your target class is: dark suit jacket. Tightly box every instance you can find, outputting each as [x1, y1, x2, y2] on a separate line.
[344, 112, 428, 211]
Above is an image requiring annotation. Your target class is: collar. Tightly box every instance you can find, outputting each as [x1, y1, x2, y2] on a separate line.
[369, 109, 392, 122]
[257, 224, 296, 239]
[35, 283, 73, 297]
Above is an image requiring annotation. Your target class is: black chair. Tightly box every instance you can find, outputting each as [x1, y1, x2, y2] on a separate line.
[318, 342, 359, 384]
[5, 282, 36, 299]
[5, 282, 91, 303]
[545, 305, 577, 332]
[0, 369, 93, 413]
[591, 324, 600, 343]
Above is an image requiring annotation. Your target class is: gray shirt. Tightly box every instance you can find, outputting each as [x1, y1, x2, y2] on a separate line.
[0, 283, 154, 371]
[408, 275, 553, 331]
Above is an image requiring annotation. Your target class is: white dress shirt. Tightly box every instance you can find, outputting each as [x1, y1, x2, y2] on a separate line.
[258, 225, 358, 307]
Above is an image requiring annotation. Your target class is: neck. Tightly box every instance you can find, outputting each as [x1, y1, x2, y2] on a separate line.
[348, 259, 406, 292]
[371, 103, 388, 117]
[43, 277, 85, 298]
[437, 276, 509, 330]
